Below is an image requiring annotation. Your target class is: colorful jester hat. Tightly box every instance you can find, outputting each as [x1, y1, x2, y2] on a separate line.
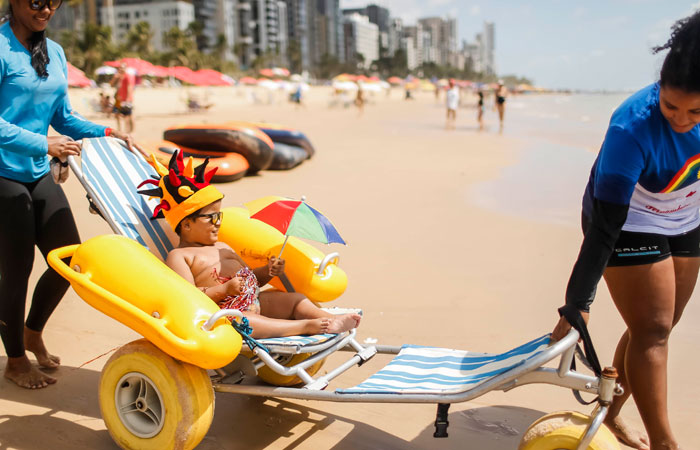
[137, 150, 223, 231]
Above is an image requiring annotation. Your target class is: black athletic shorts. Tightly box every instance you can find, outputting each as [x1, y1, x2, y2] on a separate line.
[582, 214, 700, 267]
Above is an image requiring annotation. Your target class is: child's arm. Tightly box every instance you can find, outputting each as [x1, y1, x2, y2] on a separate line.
[165, 250, 196, 284]
[166, 250, 242, 301]
[252, 257, 285, 286]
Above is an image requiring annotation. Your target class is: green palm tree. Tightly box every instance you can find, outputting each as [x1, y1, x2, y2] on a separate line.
[60, 23, 116, 76]
[124, 21, 154, 57]
[162, 26, 197, 67]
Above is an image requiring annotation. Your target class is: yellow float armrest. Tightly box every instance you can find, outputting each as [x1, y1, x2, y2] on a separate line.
[47, 245, 198, 351]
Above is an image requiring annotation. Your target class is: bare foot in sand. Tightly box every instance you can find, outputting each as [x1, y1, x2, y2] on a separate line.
[24, 327, 60, 369]
[326, 313, 361, 334]
[4, 355, 57, 389]
[604, 415, 650, 449]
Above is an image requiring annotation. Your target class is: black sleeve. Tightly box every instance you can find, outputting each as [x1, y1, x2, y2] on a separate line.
[565, 198, 629, 312]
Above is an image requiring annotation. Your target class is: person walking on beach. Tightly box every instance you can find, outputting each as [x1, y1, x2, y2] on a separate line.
[476, 89, 485, 131]
[552, 11, 700, 450]
[354, 84, 365, 116]
[0, 0, 136, 389]
[494, 80, 507, 133]
[111, 62, 135, 132]
[445, 79, 459, 130]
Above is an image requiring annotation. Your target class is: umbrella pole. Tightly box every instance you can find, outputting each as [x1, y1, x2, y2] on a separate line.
[278, 235, 289, 259]
[276, 235, 295, 293]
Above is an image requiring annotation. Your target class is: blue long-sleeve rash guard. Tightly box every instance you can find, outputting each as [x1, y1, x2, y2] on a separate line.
[0, 22, 107, 182]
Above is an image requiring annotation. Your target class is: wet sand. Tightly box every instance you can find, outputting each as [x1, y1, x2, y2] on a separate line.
[1, 86, 698, 449]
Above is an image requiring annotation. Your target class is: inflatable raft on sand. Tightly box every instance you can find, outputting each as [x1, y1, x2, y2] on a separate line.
[164, 122, 314, 172]
[141, 140, 249, 182]
[164, 123, 275, 173]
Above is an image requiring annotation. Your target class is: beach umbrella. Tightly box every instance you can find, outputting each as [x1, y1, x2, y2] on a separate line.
[272, 67, 290, 77]
[245, 196, 346, 258]
[66, 62, 92, 87]
[332, 80, 358, 91]
[257, 79, 279, 90]
[105, 57, 158, 76]
[239, 76, 258, 85]
[196, 69, 234, 86]
[259, 68, 275, 78]
[387, 76, 403, 85]
[333, 73, 356, 82]
[95, 65, 117, 75]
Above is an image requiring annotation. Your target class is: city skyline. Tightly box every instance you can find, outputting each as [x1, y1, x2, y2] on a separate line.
[341, 0, 700, 91]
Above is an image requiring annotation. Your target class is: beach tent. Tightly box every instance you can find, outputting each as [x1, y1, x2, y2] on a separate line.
[67, 62, 92, 88]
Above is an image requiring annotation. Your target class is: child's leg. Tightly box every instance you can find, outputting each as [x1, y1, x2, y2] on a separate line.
[259, 291, 361, 334]
[243, 313, 330, 339]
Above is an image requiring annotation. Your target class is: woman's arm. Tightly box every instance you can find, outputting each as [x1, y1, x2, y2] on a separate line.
[0, 116, 49, 156]
[566, 125, 645, 310]
[565, 199, 629, 311]
[50, 93, 107, 140]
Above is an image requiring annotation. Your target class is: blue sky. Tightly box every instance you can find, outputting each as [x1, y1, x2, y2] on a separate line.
[340, 0, 700, 91]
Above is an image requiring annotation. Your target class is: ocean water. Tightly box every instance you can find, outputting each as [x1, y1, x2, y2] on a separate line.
[471, 93, 630, 226]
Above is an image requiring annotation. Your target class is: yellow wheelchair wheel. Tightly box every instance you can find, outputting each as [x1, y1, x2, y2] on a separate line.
[99, 339, 214, 450]
[255, 353, 326, 386]
[519, 411, 620, 450]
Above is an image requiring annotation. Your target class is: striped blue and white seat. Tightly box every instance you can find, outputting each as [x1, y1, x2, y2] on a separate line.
[337, 334, 550, 395]
[254, 333, 344, 354]
[80, 137, 178, 261]
[248, 308, 362, 353]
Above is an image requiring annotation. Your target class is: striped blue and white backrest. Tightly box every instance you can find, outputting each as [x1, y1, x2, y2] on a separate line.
[80, 137, 178, 261]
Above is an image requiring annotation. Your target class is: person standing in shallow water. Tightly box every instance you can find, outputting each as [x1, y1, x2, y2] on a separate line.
[476, 90, 485, 131]
[552, 11, 700, 450]
[494, 80, 507, 133]
[445, 79, 459, 130]
[0, 0, 136, 389]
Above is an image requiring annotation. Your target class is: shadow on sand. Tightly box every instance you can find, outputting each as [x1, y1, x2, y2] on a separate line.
[0, 356, 546, 449]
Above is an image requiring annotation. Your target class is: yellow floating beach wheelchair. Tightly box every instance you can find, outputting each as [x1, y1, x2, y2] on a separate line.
[48, 138, 622, 450]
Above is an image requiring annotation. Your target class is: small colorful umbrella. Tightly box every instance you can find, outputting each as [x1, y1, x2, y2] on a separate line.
[245, 196, 346, 258]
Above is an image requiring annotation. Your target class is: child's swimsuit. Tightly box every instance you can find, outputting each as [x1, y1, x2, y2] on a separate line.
[214, 267, 261, 314]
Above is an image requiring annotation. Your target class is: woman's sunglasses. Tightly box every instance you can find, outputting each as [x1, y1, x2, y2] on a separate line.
[195, 211, 223, 226]
[29, 0, 63, 11]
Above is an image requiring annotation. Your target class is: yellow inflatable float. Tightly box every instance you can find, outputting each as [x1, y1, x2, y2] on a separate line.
[48, 235, 242, 369]
[46, 206, 348, 368]
[218, 206, 347, 303]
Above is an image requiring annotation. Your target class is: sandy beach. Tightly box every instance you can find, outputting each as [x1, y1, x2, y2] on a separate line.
[1, 85, 698, 449]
